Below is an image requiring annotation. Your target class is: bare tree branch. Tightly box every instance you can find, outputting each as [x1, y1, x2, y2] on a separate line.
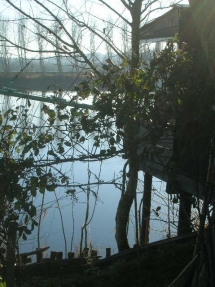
[99, 0, 131, 25]
[121, 0, 132, 11]
[5, 0, 102, 76]
[57, 1, 128, 63]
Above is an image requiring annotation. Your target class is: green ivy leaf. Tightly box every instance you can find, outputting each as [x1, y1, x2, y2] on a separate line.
[23, 143, 33, 155]
[25, 228, 32, 235]
[65, 141, 72, 147]
[100, 150, 106, 156]
[61, 176, 68, 184]
[109, 137, 115, 146]
[46, 184, 55, 192]
[36, 168, 42, 176]
[39, 185, 45, 193]
[29, 205, 36, 217]
[48, 150, 57, 157]
[30, 176, 38, 196]
[14, 201, 20, 211]
[22, 233, 27, 241]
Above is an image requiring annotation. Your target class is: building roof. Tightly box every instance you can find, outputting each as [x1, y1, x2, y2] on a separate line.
[140, 4, 190, 41]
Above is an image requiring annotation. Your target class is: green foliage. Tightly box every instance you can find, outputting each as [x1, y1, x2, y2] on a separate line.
[84, 266, 100, 276]
[0, 278, 5, 287]
[0, 39, 212, 245]
[72, 41, 215, 180]
[0, 104, 62, 240]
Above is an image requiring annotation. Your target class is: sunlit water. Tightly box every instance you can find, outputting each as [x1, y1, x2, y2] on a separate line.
[0, 90, 177, 261]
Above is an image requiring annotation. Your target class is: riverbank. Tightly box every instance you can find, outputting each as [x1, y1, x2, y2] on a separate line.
[0, 73, 86, 91]
[17, 235, 196, 287]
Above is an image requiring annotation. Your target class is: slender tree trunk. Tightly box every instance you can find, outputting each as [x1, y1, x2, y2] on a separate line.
[115, 147, 139, 251]
[130, 0, 142, 71]
[115, 0, 142, 252]
[36, 23, 46, 77]
[140, 173, 152, 245]
[0, 16, 11, 75]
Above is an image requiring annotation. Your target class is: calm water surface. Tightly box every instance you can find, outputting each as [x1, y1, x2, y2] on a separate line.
[0, 90, 174, 260]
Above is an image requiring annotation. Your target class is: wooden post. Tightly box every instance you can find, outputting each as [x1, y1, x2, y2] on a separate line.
[106, 247, 111, 258]
[50, 251, 56, 260]
[56, 252, 63, 260]
[36, 248, 43, 263]
[19, 247, 49, 264]
[68, 252, 75, 259]
[140, 173, 152, 245]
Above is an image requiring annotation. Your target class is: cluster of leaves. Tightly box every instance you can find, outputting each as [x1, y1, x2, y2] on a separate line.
[0, 104, 62, 240]
[71, 41, 215, 182]
[72, 50, 182, 160]
[1, 40, 213, 244]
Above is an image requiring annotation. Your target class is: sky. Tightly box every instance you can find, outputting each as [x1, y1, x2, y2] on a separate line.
[0, 0, 189, 59]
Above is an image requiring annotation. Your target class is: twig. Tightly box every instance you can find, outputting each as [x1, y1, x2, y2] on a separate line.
[54, 190, 67, 259]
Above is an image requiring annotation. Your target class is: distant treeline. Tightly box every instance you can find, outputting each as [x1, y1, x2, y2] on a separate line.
[0, 54, 105, 74]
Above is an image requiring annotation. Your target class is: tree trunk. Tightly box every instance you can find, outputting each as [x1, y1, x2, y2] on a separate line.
[130, 0, 142, 71]
[140, 173, 152, 245]
[115, 0, 142, 252]
[115, 150, 139, 251]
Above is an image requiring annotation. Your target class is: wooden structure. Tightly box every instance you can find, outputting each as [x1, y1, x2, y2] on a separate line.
[140, 4, 195, 47]
[139, 4, 211, 236]
[139, 4, 208, 198]
[17, 246, 50, 265]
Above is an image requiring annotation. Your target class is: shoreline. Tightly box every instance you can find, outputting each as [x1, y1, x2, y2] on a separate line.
[0, 73, 85, 91]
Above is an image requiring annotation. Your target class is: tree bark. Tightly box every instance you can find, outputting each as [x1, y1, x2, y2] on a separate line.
[130, 0, 142, 71]
[140, 173, 152, 245]
[115, 149, 139, 251]
[115, 0, 142, 252]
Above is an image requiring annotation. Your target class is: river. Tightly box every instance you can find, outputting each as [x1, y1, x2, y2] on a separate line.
[0, 90, 177, 260]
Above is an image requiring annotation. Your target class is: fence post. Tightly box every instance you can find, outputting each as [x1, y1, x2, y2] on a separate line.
[106, 247, 111, 258]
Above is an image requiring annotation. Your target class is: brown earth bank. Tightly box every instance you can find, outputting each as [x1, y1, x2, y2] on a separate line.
[11, 234, 196, 287]
[0, 73, 86, 92]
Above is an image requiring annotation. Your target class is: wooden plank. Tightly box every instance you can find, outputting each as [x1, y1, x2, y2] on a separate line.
[18, 246, 49, 257]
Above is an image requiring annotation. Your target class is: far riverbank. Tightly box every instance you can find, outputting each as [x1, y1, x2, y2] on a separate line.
[0, 72, 86, 91]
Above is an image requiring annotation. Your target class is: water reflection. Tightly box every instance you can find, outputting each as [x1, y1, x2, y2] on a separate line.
[0, 91, 173, 260]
